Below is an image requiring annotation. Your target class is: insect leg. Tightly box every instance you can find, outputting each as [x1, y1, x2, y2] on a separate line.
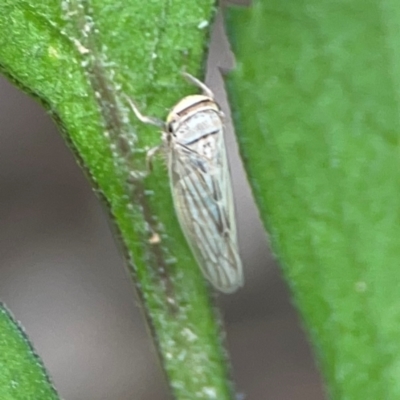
[182, 72, 214, 99]
[126, 96, 166, 129]
[146, 145, 162, 171]
[125, 95, 165, 177]
[126, 145, 161, 183]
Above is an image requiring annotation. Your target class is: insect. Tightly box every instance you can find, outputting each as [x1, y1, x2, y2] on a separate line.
[127, 72, 243, 293]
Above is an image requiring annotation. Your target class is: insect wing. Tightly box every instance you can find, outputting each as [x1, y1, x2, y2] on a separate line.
[168, 114, 243, 293]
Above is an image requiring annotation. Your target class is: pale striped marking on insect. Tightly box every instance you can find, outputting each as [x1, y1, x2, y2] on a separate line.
[127, 73, 243, 293]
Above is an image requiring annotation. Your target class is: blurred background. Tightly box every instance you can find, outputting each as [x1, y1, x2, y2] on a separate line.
[0, 4, 325, 400]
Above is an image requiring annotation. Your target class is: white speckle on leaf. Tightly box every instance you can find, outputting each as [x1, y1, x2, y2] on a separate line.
[81, 59, 90, 68]
[48, 46, 59, 59]
[182, 327, 197, 342]
[149, 232, 161, 244]
[197, 20, 209, 29]
[73, 38, 90, 55]
[355, 281, 367, 292]
[165, 257, 177, 265]
[167, 297, 176, 306]
[177, 350, 187, 361]
[129, 170, 148, 180]
[202, 387, 217, 398]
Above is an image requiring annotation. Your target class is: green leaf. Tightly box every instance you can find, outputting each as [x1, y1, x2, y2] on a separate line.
[226, 1, 400, 399]
[0, 1, 235, 399]
[0, 304, 60, 400]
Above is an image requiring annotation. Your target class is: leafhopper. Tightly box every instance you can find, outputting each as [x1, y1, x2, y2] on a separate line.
[128, 73, 243, 293]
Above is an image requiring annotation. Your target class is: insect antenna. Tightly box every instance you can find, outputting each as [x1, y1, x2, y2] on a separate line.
[125, 96, 166, 129]
[181, 72, 214, 99]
